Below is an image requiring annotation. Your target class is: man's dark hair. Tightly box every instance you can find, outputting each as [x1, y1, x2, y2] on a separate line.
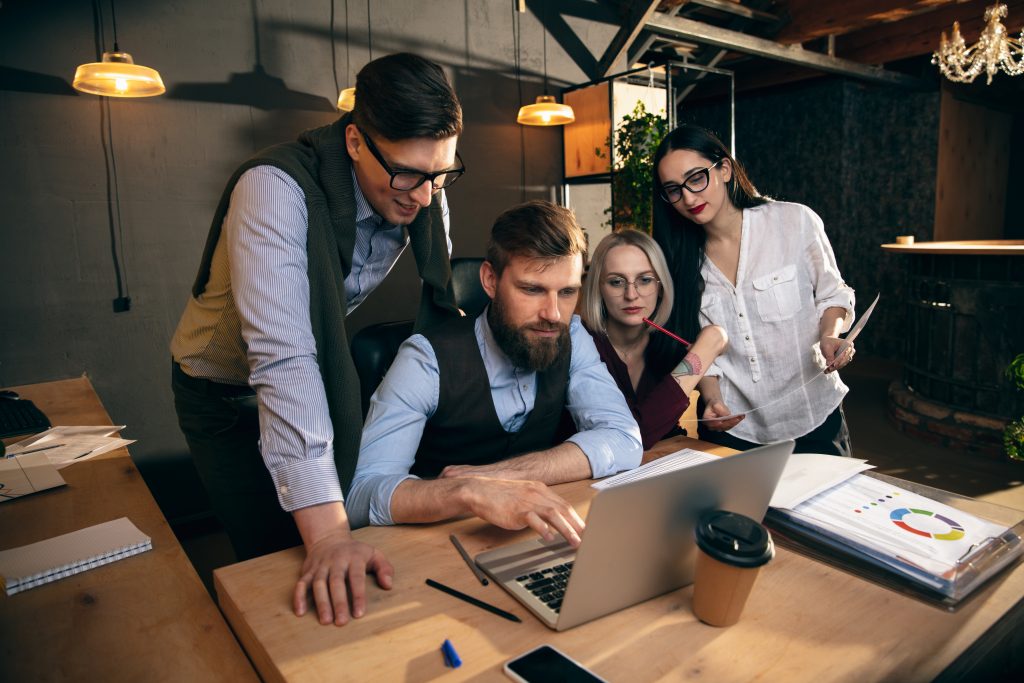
[486, 200, 587, 276]
[352, 53, 462, 141]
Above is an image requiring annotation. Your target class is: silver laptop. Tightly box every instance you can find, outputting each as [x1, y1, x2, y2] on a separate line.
[475, 441, 794, 630]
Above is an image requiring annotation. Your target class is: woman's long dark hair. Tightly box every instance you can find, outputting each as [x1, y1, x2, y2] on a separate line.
[648, 125, 768, 376]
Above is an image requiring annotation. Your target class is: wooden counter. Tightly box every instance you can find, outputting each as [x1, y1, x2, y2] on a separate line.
[0, 377, 258, 681]
[880, 239, 1024, 255]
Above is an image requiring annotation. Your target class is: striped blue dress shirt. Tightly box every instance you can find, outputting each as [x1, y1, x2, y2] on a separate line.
[227, 165, 451, 512]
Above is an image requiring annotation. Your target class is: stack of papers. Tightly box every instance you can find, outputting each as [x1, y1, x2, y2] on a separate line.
[592, 448, 719, 490]
[5, 426, 134, 469]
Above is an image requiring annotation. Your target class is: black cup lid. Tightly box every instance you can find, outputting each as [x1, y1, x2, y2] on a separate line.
[695, 510, 774, 568]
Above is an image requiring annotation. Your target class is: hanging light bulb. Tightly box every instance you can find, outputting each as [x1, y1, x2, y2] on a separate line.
[337, 86, 356, 111]
[73, 2, 164, 98]
[516, 7, 573, 126]
[517, 95, 575, 125]
[74, 50, 165, 97]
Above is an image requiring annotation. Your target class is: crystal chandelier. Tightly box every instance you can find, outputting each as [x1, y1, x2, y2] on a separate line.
[932, 3, 1024, 85]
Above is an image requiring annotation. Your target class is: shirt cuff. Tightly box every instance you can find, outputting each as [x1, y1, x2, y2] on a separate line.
[568, 429, 642, 478]
[269, 456, 344, 512]
[816, 296, 856, 333]
[372, 474, 420, 526]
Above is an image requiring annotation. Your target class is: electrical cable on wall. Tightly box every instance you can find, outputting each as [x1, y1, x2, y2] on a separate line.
[330, 0, 340, 98]
[512, 1, 526, 202]
[93, 0, 131, 313]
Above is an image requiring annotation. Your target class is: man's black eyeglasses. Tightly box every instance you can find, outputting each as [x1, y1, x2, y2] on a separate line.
[659, 159, 723, 204]
[359, 127, 465, 192]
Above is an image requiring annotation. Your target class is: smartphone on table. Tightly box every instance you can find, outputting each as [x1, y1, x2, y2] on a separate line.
[504, 645, 608, 683]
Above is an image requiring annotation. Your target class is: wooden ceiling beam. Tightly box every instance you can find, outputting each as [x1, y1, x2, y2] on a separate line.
[595, 0, 664, 77]
[836, 0, 1024, 65]
[775, 0, 972, 43]
[646, 11, 925, 85]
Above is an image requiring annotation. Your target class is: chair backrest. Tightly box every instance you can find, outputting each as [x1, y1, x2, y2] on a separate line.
[349, 258, 488, 418]
[451, 257, 488, 318]
[350, 320, 415, 418]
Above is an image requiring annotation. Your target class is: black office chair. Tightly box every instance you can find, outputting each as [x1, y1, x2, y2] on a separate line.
[350, 257, 489, 418]
[450, 257, 488, 318]
[350, 319, 415, 418]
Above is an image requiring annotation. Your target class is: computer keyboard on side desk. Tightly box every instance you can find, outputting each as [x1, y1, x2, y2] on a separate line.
[0, 397, 52, 439]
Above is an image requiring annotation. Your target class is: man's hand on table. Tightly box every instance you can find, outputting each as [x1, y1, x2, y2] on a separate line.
[457, 477, 586, 548]
[292, 502, 394, 626]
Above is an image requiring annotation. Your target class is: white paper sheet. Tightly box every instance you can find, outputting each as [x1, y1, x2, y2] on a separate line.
[769, 452, 874, 509]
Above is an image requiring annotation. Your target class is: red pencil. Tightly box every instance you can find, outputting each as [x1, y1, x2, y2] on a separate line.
[642, 318, 692, 347]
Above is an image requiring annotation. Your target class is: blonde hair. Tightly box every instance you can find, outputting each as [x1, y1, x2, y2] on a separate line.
[580, 230, 674, 335]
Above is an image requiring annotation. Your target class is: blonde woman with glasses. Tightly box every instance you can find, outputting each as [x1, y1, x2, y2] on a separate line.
[580, 229, 727, 450]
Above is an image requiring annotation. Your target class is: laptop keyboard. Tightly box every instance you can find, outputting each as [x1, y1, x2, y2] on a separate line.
[0, 398, 51, 439]
[515, 561, 573, 613]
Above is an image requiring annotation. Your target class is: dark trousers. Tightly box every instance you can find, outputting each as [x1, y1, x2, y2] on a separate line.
[698, 403, 852, 457]
[171, 361, 301, 561]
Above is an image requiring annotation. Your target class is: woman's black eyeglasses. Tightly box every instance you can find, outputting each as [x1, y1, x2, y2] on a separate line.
[359, 127, 466, 192]
[659, 159, 723, 204]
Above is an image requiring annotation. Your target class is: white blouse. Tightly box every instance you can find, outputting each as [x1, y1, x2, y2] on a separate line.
[699, 201, 856, 443]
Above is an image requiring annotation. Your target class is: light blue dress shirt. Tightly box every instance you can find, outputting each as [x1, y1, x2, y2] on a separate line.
[346, 310, 643, 528]
[228, 165, 451, 512]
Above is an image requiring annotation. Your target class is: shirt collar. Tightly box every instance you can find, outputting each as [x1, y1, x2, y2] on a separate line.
[350, 167, 382, 227]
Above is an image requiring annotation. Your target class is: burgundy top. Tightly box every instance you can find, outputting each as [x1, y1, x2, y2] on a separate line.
[587, 327, 690, 450]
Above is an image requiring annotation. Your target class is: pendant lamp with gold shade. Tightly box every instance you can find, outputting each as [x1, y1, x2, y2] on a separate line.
[517, 9, 573, 126]
[73, 2, 164, 98]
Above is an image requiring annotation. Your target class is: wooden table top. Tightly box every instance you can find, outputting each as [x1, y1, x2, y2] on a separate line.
[214, 437, 1024, 682]
[0, 377, 257, 682]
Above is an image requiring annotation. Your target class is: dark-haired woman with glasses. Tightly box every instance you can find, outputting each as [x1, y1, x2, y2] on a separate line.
[579, 229, 727, 450]
[650, 124, 857, 456]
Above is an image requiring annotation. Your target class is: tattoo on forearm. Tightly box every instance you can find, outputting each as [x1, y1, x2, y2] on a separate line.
[672, 352, 703, 377]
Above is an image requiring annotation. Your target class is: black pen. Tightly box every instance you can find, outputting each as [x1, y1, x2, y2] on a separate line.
[449, 534, 489, 586]
[425, 578, 521, 623]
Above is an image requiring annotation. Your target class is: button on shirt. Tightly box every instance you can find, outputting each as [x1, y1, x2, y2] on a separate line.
[228, 165, 451, 512]
[346, 311, 643, 528]
[699, 201, 855, 444]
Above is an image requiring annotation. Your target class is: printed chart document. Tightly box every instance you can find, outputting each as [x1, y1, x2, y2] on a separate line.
[0, 517, 152, 595]
[776, 474, 1015, 595]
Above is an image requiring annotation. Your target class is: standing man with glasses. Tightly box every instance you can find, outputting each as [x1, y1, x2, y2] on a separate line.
[170, 53, 464, 627]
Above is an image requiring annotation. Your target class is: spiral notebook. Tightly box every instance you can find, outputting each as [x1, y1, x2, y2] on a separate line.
[0, 517, 152, 596]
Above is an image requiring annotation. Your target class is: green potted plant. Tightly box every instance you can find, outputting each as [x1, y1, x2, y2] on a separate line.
[1004, 353, 1024, 461]
[599, 100, 668, 233]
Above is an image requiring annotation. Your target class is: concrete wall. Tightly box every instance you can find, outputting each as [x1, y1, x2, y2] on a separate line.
[0, 0, 617, 517]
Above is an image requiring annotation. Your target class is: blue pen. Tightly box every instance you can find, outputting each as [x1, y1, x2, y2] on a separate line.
[441, 639, 462, 668]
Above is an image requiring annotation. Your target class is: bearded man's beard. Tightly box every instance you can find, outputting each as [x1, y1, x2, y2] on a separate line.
[488, 297, 570, 372]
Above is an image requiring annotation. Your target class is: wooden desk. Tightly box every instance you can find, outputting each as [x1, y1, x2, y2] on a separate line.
[215, 437, 1024, 682]
[0, 377, 257, 681]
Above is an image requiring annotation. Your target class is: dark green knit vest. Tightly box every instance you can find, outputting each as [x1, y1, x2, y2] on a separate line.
[190, 113, 459, 494]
